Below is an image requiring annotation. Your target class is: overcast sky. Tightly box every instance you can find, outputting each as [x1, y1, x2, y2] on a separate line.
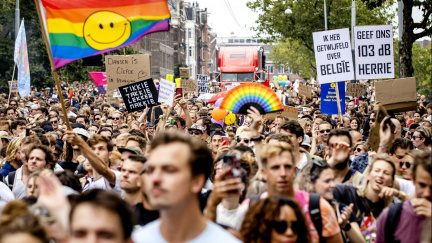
[194, 0, 428, 40]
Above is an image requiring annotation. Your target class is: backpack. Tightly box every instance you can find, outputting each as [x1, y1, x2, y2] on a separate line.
[384, 202, 403, 243]
[249, 193, 324, 243]
[7, 171, 16, 190]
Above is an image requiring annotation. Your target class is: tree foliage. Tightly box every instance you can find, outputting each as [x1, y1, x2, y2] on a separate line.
[247, 0, 393, 78]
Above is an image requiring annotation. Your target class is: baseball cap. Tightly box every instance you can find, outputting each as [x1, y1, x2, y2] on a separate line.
[188, 124, 204, 134]
[0, 131, 9, 139]
[118, 146, 143, 155]
[301, 135, 311, 147]
[147, 122, 156, 128]
[209, 123, 223, 133]
[73, 128, 90, 140]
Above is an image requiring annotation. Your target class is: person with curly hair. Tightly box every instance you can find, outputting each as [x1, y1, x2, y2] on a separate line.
[240, 196, 311, 243]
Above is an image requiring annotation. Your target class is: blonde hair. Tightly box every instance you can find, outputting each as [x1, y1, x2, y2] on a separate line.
[116, 133, 130, 143]
[5, 137, 22, 163]
[260, 142, 295, 169]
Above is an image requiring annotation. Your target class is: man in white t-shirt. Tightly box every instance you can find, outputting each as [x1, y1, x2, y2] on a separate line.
[133, 131, 241, 243]
[65, 132, 122, 196]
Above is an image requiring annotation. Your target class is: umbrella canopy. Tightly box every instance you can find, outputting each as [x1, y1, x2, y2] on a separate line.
[197, 93, 214, 102]
[207, 91, 228, 104]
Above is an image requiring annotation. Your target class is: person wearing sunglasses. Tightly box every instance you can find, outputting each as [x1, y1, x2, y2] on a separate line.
[48, 115, 59, 131]
[188, 124, 205, 140]
[411, 126, 431, 150]
[236, 127, 252, 147]
[296, 161, 363, 243]
[111, 111, 124, 127]
[390, 138, 413, 178]
[93, 113, 102, 125]
[240, 196, 312, 243]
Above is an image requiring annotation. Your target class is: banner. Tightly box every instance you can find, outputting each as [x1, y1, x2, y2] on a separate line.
[119, 79, 159, 112]
[313, 28, 354, 84]
[354, 25, 394, 79]
[197, 74, 210, 93]
[13, 20, 30, 97]
[106, 54, 151, 92]
[158, 79, 176, 107]
[181, 79, 198, 92]
[320, 82, 345, 115]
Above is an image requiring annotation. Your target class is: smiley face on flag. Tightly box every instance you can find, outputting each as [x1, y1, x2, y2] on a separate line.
[83, 11, 132, 50]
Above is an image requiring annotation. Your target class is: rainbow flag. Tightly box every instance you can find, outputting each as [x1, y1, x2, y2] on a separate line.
[37, 0, 170, 68]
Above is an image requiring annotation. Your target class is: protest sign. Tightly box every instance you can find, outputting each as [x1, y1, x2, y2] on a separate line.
[175, 78, 181, 88]
[8, 81, 18, 93]
[181, 79, 198, 92]
[106, 54, 151, 92]
[166, 74, 174, 82]
[158, 79, 176, 107]
[375, 77, 417, 112]
[313, 28, 354, 84]
[179, 68, 190, 78]
[320, 82, 345, 115]
[197, 74, 210, 93]
[264, 106, 298, 121]
[354, 25, 394, 79]
[119, 79, 159, 112]
[298, 84, 312, 100]
[346, 83, 367, 97]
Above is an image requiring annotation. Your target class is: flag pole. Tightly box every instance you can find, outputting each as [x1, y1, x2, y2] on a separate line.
[35, 0, 71, 130]
[7, 64, 16, 106]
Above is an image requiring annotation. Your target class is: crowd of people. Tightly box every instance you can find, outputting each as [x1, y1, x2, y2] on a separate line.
[0, 80, 430, 243]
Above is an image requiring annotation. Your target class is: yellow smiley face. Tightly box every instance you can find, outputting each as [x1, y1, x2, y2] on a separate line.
[83, 11, 131, 50]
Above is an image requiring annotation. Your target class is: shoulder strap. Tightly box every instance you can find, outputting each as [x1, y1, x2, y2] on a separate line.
[248, 194, 261, 206]
[7, 171, 16, 190]
[385, 202, 403, 243]
[309, 193, 325, 243]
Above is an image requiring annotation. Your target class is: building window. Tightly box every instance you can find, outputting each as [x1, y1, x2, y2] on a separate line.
[188, 29, 192, 38]
[246, 39, 251, 43]
[239, 39, 245, 43]
[189, 47, 192, 57]
[278, 65, 284, 74]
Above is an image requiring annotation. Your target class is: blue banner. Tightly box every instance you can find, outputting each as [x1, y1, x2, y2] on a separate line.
[320, 81, 345, 115]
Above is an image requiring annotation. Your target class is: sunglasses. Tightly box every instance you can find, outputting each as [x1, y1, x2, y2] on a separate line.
[189, 131, 201, 135]
[412, 136, 423, 140]
[112, 117, 121, 121]
[94, 118, 100, 121]
[107, 117, 113, 119]
[271, 220, 300, 234]
[237, 137, 250, 143]
[369, 118, 376, 122]
[319, 129, 331, 134]
[355, 147, 363, 152]
[400, 161, 412, 169]
[50, 120, 58, 124]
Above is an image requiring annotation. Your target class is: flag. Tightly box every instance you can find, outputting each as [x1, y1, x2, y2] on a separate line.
[88, 71, 107, 94]
[13, 20, 31, 97]
[37, 0, 170, 69]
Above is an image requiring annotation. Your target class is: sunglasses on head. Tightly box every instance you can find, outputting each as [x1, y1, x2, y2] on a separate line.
[237, 137, 250, 143]
[271, 220, 300, 234]
[399, 161, 411, 169]
[319, 129, 331, 134]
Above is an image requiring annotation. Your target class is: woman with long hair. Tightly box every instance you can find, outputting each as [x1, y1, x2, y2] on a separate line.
[1, 137, 22, 177]
[240, 196, 311, 243]
[295, 161, 364, 242]
[298, 118, 313, 137]
[350, 117, 361, 132]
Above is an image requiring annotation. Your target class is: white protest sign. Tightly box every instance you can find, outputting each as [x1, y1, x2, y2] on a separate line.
[313, 28, 354, 84]
[354, 25, 394, 79]
[158, 79, 176, 107]
[197, 74, 210, 93]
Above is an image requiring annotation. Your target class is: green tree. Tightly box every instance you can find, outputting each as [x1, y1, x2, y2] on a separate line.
[247, 0, 393, 78]
[412, 43, 431, 95]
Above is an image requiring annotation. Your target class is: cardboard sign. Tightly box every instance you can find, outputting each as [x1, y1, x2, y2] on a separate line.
[119, 79, 159, 112]
[158, 79, 176, 107]
[346, 83, 367, 97]
[106, 54, 151, 92]
[298, 84, 312, 100]
[264, 106, 298, 120]
[375, 77, 417, 112]
[354, 25, 394, 79]
[8, 81, 18, 93]
[320, 82, 346, 115]
[197, 74, 210, 93]
[181, 79, 198, 92]
[166, 74, 174, 82]
[313, 28, 354, 84]
[179, 68, 190, 78]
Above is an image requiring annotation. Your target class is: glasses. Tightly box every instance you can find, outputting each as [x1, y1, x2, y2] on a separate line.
[319, 129, 331, 134]
[412, 136, 423, 140]
[189, 131, 201, 135]
[399, 161, 412, 169]
[369, 118, 376, 122]
[50, 120, 58, 124]
[237, 137, 250, 143]
[271, 220, 300, 234]
[112, 117, 120, 121]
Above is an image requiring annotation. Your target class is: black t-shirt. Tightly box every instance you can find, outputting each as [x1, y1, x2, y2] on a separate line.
[134, 203, 159, 227]
[333, 184, 386, 224]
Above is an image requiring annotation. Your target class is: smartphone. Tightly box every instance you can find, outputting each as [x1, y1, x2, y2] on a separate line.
[221, 136, 229, 146]
[176, 88, 183, 97]
[222, 154, 243, 181]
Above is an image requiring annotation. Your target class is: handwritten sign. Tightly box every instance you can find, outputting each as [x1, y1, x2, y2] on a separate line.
[119, 79, 159, 112]
[264, 106, 298, 120]
[298, 84, 312, 100]
[354, 25, 394, 79]
[197, 74, 210, 93]
[181, 79, 198, 92]
[313, 28, 354, 84]
[179, 68, 190, 78]
[106, 54, 151, 92]
[8, 81, 18, 93]
[158, 79, 176, 107]
[346, 83, 367, 97]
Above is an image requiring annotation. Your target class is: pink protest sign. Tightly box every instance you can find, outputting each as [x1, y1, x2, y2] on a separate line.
[88, 72, 107, 86]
